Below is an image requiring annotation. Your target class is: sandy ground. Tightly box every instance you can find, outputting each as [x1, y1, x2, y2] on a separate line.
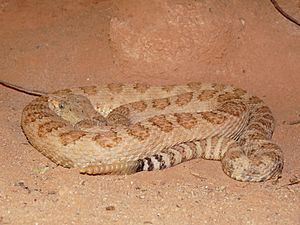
[0, 0, 299, 224]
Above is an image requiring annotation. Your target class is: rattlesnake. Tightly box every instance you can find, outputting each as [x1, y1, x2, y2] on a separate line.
[1, 81, 283, 182]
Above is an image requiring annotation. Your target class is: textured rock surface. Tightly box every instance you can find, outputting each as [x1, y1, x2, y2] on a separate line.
[110, 0, 237, 77]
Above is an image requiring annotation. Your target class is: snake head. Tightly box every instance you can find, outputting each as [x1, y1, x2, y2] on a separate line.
[48, 94, 97, 125]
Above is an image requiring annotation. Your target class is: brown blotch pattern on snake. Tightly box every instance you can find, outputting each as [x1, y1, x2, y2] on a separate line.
[175, 92, 193, 106]
[217, 92, 242, 102]
[93, 131, 122, 148]
[197, 90, 218, 101]
[200, 112, 227, 125]
[60, 130, 87, 146]
[133, 83, 150, 93]
[130, 101, 148, 112]
[249, 96, 263, 104]
[111, 106, 130, 117]
[174, 113, 197, 129]
[148, 115, 174, 133]
[127, 122, 150, 141]
[211, 83, 226, 92]
[107, 83, 124, 94]
[23, 111, 53, 124]
[79, 86, 98, 95]
[152, 98, 171, 110]
[38, 121, 66, 137]
[232, 88, 247, 97]
[218, 101, 247, 117]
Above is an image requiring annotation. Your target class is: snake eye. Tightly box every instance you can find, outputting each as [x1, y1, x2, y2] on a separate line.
[59, 103, 65, 109]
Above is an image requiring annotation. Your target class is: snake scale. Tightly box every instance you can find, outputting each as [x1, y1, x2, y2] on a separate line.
[1, 81, 283, 182]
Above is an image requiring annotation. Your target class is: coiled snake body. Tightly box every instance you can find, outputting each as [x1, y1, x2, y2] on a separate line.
[10, 82, 283, 182]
